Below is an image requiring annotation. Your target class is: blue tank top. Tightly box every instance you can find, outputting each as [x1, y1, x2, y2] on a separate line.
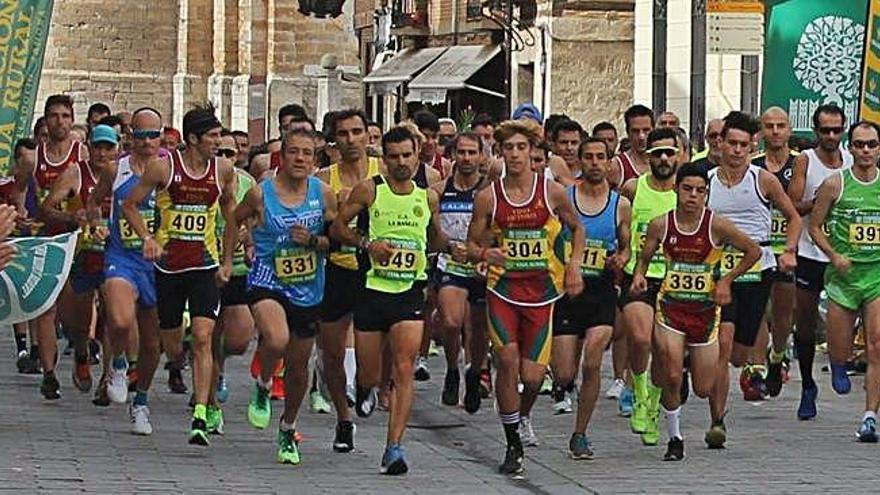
[566, 186, 619, 278]
[106, 157, 156, 269]
[248, 176, 326, 307]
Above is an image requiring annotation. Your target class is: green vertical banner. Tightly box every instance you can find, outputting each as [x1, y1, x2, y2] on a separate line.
[0, 0, 55, 175]
[762, 0, 868, 135]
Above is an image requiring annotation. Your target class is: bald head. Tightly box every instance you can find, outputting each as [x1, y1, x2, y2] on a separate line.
[760, 107, 791, 151]
[132, 108, 161, 130]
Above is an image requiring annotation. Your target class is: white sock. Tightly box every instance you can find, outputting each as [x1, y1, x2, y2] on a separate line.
[864, 411, 877, 422]
[257, 376, 272, 390]
[344, 347, 357, 389]
[280, 419, 295, 432]
[663, 405, 682, 440]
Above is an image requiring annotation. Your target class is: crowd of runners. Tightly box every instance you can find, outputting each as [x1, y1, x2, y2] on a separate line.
[1, 94, 879, 476]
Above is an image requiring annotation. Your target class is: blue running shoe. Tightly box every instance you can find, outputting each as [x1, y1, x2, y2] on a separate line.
[216, 375, 229, 404]
[797, 385, 818, 420]
[857, 417, 878, 443]
[831, 363, 851, 395]
[380, 444, 408, 475]
[618, 387, 634, 417]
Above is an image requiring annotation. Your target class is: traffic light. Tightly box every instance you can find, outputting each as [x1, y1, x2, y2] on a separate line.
[297, 0, 345, 18]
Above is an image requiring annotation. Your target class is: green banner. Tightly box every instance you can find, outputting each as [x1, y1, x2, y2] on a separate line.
[761, 0, 868, 134]
[0, 231, 78, 324]
[0, 0, 55, 175]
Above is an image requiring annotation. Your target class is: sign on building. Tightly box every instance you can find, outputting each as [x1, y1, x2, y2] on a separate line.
[707, 0, 764, 55]
[861, 0, 880, 124]
[762, 0, 867, 134]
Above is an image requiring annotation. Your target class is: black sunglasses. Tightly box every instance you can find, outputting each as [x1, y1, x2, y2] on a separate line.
[216, 149, 237, 158]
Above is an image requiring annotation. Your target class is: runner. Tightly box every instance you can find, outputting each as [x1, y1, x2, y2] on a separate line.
[657, 111, 681, 129]
[121, 104, 238, 445]
[692, 119, 724, 166]
[466, 118, 585, 475]
[705, 111, 800, 448]
[618, 127, 680, 445]
[633, 163, 761, 461]
[413, 110, 453, 179]
[609, 105, 654, 188]
[41, 124, 117, 394]
[787, 103, 853, 420]
[592, 121, 619, 157]
[555, 138, 631, 459]
[809, 120, 880, 442]
[331, 125, 446, 474]
[547, 119, 584, 185]
[235, 128, 337, 464]
[747, 107, 799, 399]
[432, 132, 489, 411]
[16, 95, 88, 400]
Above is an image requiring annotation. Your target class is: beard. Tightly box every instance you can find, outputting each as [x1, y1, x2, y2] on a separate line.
[650, 162, 675, 180]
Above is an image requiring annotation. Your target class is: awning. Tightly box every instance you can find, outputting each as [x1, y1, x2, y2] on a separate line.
[363, 47, 448, 96]
[406, 44, 504, 103]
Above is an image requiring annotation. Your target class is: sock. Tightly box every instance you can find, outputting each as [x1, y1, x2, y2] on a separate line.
[633, 372, 648, 402]
[134, 390, 148, 406]
[663, 406, 682, 440]
[864, 411, 877, 422]
[257, 375, 272, 390]
[193, 404, 207, 421]
[795, 333, 816, 389]
[769, 349, 786, 364]
[280, 419, 295, 432]
[14, 333, 27, 354]
[500, 411, 521, 448]
[344, 348, 357, 389]
[112, 355, 127, 370]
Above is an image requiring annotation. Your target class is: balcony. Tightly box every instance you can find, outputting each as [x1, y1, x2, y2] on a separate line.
[391, 0, 430, 37]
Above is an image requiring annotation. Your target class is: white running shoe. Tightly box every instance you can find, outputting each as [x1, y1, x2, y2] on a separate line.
[107, 365, 128, 404]
[518, 416, 539, 447]
[605, 378, 626, 400]
[130, 404, 153, 435]
[553, 395, 573, 415]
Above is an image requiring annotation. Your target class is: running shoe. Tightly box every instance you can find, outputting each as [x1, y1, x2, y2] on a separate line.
[248, 384, 271, 429]
[40, 371, 61, 400]
[277, 429, 301, 465]
[704, 419, 727, 449]
[663, 437, 684, 461]
[309, 390, 332, 414]
[797, 384, 818, 420]
[22, 352, 41, 374]
[130, 404, 153, 436]
[479, 368, 492, 398]
[765, 359, 785, 397]
[271, 373, 286, 400]
[167, 366, 188, 395]
[216, 375, 229, 404]
[442, 368, 460, 406]
[333, 420, 355, 453]
[641, 412, 660, 446]
[72, 358, 92, 393]
[16, 350, 31, 374]
[519, 416, 539, 447]
[206, 405, 224, 435]
[630, 400, 648, 433]
[744, 372, 767, 402]
[539, 373, 553, 395]
[552, 388, 573, 415]
[463, 366, 482, 414]
[356, 386, 377, 418]
[188, 417, 209, 446]
[108, 364, 128, 404]
[857, 417, 878, 443]
[92, 374, 110, 407]
[346, 385, 356, 408]
[738, 366, 752, 395]
[428, 340, 442, 357]
[414, 356, 430, 381]
[831, 362, 851, 395]
[618, 387, 634, 417]
[498, 444, 524, 476]
[605, 378, 625, 400]
[569, 432, 594, 460]
[680, 367, 690, 406]
[380, 444, 408, 475]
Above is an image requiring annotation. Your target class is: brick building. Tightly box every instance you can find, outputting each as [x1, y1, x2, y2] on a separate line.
[355, 0, 635, 129]
[36, 1, 362, 140]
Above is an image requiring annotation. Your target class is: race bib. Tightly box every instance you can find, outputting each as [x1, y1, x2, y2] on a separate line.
[274, 247, 318, 284]
[167, 206, 208, 241]
[437, 253, 476, 277]
[502, 228, 548, 271]
[81, 219, 108, 252]
[664, 261, 713, 300]
[372, 239, 424, 281]
[120, 211, 156, 249]
[566, 238, 608, 277]
[770, 210, 787, 254]
[635, 221, 665, 268]
[849, 220, 880, 248]
[720, 248, 761, 282]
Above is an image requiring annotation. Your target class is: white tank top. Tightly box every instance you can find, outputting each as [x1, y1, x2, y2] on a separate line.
[798, 148, 853, 261]
[708, 165, 776, 271]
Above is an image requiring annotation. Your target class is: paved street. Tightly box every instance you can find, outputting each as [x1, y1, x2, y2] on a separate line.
[0, 330, 876, 494]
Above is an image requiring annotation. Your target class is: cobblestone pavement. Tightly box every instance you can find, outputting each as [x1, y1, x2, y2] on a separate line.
[0, 330, 876, 494]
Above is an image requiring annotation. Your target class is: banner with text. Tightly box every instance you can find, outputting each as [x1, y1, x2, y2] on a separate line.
[762, 0, 867, 134]
[861, 0, 880, 123]
[0, 0, 55, 175]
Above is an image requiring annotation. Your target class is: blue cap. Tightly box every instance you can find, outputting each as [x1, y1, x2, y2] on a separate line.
[89, 124, 119, 145]
[512, 103, 543, 124]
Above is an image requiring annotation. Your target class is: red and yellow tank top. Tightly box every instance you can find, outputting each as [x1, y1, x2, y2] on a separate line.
[34, 140, 83, 234]
[327, 157, 382, 270]
[618, 151, 643, 185]
[487, 173, 565, 306]
[70, 161, 112, 274]
[155, 150, 221, 273]
[269, 150, 282, 173]
[658, 209, 722, 302]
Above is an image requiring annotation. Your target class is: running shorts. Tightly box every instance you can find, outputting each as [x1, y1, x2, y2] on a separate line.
[487, 292, 554, 366]
[553, 276, 616, 337]
[248, 287, 320, 339]
[156, 268, 220, 329]
[825, 261, 880, 312]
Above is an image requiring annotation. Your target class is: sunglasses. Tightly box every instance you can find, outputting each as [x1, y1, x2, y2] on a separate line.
[647, 146, 678, 158]
[852, 140, 880, 150]
[216, 148, 237, 158]
[132, 129, 162, 140]
[818, 126, 844, 135]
